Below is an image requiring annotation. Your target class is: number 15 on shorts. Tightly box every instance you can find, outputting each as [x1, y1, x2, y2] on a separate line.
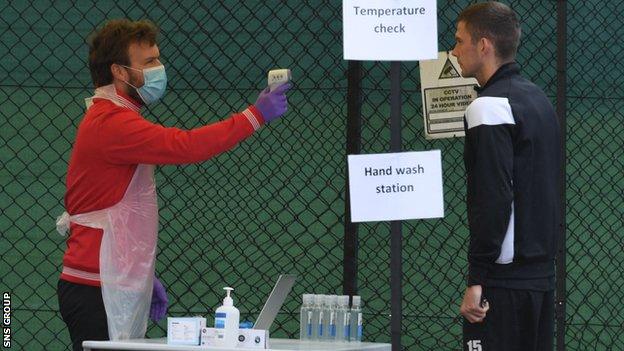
[467, 340, 482, 351]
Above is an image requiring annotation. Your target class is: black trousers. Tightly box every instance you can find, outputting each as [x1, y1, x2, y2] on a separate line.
[57, 279, 109, 351]
[463, 287, 554, 351]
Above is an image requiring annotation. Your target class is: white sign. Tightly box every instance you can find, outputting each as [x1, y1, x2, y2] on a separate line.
[419, 51, 479, 139]
[348, 150, 444, 222]
[343, 0, 438, 61]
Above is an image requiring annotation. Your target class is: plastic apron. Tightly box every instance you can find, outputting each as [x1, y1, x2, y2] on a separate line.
[56, 85, 158, 340]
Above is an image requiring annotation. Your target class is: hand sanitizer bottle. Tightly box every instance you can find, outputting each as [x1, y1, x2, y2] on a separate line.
[214, 287, 240, 348]
[349, 295, 363, 342]
[326, 295, 337, 341]
[312, 294, 325, 340]
[335, 295, 350, 342]
[300, 294, 314, 340]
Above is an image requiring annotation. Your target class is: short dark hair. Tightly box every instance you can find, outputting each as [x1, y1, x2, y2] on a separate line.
[457, 2, 521, 62]
[88, 19, 159, 87]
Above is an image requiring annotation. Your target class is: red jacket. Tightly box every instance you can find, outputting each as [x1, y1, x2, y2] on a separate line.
[61, 90, 264, 286]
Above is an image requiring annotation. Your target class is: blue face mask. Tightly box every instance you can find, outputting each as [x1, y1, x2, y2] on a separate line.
[122, 64, 167, 105]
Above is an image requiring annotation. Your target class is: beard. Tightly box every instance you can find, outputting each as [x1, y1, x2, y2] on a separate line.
[124, 70, 145, 104]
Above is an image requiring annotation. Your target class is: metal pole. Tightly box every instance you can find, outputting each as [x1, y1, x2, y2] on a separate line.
[555, 1, 567, 350]
[389, 61, 402, 351]
[344, 60, 362, 297]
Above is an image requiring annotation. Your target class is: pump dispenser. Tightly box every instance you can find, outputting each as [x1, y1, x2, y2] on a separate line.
[214, 287, 240, 348]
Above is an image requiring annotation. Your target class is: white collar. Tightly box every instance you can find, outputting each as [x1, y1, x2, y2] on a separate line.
[85, 84, 141, 113]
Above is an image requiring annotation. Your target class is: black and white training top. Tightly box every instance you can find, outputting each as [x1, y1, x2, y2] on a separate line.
[464, 62, 561, 290]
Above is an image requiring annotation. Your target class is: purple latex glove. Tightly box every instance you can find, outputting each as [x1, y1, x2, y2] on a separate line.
[254, 83, 292, 123]
[150, 277, 168, 322]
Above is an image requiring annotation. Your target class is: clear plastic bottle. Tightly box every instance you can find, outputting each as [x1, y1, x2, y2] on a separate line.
[335, 295, 350, 342]
[311, 294, 325, 340]
[324, 295, 337, 341]
[320, 295, 330, 340]
[299, 294, 314, 340]
[349, 295, 363, 342]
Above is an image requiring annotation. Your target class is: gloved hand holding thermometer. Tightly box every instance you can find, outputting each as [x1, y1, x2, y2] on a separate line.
[254, 69, 292, 123]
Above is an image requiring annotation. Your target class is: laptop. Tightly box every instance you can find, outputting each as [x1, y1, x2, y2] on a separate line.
[252, 274, 296, 330]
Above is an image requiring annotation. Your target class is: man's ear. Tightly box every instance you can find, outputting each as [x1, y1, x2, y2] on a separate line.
[110, 63, 127, 82]
[479, 37, 495, 57]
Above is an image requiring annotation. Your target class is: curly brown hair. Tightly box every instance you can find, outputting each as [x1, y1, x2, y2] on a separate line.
[88, 19, 159, 87]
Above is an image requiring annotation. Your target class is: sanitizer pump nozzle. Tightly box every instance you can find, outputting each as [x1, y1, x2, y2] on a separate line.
[223, 287, 234, 306]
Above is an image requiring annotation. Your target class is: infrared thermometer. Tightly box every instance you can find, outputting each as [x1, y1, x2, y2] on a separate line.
[268, 69, 291, 92]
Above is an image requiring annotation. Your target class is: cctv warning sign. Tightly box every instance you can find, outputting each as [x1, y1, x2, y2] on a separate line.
[419, 52, 478, 139]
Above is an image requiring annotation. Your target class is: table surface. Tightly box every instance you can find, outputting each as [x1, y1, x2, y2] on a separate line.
[83, 338, 391, 351]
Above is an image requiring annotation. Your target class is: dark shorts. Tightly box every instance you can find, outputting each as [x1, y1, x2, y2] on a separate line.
[463, 287, 554, 351]
[57, 279, 109, 351]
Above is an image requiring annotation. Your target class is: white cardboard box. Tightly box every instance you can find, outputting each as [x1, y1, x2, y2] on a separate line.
[201, 327, 269, 349]
[167, 317, 206, 346]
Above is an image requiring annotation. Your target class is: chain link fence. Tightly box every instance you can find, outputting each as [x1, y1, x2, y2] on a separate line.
[0, 1, 622, 350]
[565, 1, 624, 349]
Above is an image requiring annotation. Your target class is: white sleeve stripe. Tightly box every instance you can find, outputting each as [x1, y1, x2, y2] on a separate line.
[243, 108, 261, 131]
[465, 96, 515, 129]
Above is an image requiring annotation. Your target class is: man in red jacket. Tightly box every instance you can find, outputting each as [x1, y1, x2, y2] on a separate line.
[56, 19, 291, 350]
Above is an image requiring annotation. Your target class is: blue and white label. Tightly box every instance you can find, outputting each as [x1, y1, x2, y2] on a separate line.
[215, 312, 227, 329]
[307, 311, 313, 337]
[330, 311, 336, 337]
[357, 313, 363, 339]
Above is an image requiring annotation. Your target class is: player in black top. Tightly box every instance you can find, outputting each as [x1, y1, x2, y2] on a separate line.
[453, 3, 561, 351]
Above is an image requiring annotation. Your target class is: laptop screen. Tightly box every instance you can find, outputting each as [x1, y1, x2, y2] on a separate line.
[253, 274, 296, 330]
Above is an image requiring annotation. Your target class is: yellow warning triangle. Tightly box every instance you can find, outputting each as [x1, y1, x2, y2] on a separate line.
[439, 57, 461, 79]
